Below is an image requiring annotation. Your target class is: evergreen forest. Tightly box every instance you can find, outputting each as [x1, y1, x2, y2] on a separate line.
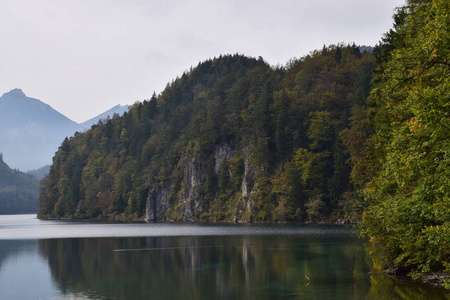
[38, 0, 449, 283]
[0, 154, 39, 214]
[39, 44, 374, 223]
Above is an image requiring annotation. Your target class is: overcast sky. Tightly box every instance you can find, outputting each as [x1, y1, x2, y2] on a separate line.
[0, 0, 405, 123]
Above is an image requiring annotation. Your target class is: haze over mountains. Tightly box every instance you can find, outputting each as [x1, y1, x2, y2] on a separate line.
[0, 89, 128, 171]
[0, 153, 39, 214]
[80, 104, 129, 130]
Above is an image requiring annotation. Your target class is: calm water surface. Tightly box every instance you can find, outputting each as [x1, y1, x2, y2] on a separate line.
[0, 214, 448, 300]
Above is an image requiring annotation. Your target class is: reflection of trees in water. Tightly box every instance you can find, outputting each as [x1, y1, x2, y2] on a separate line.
[368, 274, 450, 300]
[0, 240, 38, 270]
[38, 236, 448, 300]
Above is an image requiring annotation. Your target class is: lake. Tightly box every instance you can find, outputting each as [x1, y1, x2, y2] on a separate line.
[0, 215, 448, 300]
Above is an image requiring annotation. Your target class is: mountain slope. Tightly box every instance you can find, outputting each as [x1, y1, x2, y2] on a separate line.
[80, 104, 129, 130]
[0, 89, 128, 171]
[0, 89, 82, 171]
[0, 89, 79, 128]
[39, 49, 376, 222]
[0, 153, 39, 214]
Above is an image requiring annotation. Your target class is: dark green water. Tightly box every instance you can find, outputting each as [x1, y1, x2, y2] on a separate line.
[0, 215, 448, 300]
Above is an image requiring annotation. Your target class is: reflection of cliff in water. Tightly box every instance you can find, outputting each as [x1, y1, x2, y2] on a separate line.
[38, 236, 450, 300]
[39, 236, 369, 299]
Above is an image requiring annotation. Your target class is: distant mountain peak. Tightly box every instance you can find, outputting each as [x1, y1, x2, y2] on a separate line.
[0, 153, 10, 171]
[2, 88, 26, 99]
[0, 88, 81, 170]
[80, 104, 129, 129]
[0, 88, 132, 170]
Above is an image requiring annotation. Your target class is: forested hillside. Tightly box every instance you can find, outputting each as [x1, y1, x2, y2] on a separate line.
[38, 45, 376, 223]
[0, 154, 39, 213]
[36, 0, 449, 287]
[361, 0, 450, 284]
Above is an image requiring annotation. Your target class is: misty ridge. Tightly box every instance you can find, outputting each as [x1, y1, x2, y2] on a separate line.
[0, 88, 128, 171]
[0, 153, 38, 214]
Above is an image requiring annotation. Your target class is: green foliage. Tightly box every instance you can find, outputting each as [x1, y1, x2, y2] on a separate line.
[39, 49, 376, 223]
[272, 161, 304, 221]
[0, 154, 39, 214]
[362, 0, 450, 281]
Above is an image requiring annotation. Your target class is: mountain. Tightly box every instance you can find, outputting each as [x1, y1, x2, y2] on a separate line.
[0, 153, 39, 214]
[80, 104, 129, 130]
[39, 47, 377, 223]
[27, 165, 51, 180]
[0, 89, 82, 171]
[0, 89, 128, 171]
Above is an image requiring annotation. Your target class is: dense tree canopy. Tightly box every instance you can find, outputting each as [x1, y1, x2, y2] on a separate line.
[361, 0, 450, 283]
[39, 48, 376, 223]
[0, 154, 39, 213]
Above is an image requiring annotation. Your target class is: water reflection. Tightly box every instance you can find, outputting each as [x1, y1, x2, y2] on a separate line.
[36, 236, 391, 299]
[368, 273, 450, 300]
[0, 232, 448, 299]
[0, 216, 450, 300]
[37, 235, 450, 300]
[0, 240, 59, 300]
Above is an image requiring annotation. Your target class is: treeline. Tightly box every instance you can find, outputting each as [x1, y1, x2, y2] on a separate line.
[38, 45, 375, 223]
[0, 154, 39, 213]
[361, 0, 449, 283]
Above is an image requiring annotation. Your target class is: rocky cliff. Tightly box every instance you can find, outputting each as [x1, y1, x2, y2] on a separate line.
[38, 49, 376, 223]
